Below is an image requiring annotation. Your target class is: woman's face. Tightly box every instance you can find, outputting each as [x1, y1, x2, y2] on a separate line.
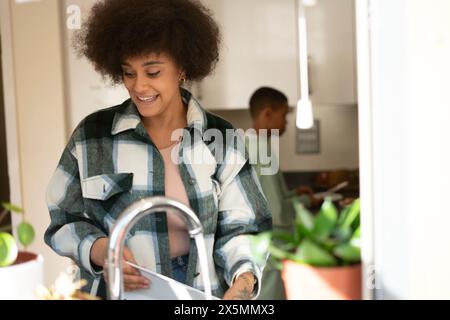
[121, 52, 184, 119]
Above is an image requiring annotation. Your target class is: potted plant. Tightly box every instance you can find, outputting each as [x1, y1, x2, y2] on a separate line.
[251, 198, 361, 300]
[0, 202, 43, 300]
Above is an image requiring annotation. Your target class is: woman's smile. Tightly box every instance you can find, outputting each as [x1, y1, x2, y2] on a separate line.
[136, 94, 160, 105]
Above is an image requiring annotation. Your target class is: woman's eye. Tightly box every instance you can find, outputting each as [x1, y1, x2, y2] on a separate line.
[147, 71, 161, 77]
[123, 72, 136, 78]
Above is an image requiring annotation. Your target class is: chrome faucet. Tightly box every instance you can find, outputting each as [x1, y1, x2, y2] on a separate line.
[106, 196, 212, 300]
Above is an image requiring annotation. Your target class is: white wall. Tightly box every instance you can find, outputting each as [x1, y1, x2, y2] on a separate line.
[361, 0, 450, 299]
[63, 0, 129, 132]
[408, 0, 450, 299]
[214, 104, 359, 172]
[5, 0, 71, 286]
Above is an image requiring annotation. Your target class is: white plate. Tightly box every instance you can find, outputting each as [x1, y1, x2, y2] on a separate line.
[123, 261, 220, 300]
[314, 192, 343, 201]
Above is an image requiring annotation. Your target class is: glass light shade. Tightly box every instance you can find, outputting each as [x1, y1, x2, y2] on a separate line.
[296, 99, 314, 129]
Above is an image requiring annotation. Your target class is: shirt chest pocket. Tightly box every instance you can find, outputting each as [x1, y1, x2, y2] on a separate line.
[81, 173, 134, 201]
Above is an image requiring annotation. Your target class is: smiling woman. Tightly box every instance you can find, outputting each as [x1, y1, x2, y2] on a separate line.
[45, 0, 272, 300]
[120, 53, 187, 136]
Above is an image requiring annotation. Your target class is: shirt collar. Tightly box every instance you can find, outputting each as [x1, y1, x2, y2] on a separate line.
[111, 88, 208, 136]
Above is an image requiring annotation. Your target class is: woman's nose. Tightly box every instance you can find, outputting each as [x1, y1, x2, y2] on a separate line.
[133, 75, 150, 93]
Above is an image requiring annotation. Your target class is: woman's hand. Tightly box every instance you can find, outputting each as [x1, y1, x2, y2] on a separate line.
[90, 237, 151, 292]
[223, 272, 256, 300]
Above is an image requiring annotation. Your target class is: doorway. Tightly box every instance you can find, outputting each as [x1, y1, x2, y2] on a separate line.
[0, 33, 11, 230]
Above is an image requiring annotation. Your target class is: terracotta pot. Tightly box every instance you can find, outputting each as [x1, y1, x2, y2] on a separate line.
[0, 251, 44, 300]
[281, 260, 362, 300]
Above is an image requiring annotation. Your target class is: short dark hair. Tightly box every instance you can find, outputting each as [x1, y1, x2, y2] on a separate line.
[249, 87, 289, 118]
[74, 0, 221, 84]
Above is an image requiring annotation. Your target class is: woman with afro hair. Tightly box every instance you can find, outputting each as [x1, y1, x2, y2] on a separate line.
[45, 0, 271, 300]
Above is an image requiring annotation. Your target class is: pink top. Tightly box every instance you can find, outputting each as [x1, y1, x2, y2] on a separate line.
[159, 142, 190, 258]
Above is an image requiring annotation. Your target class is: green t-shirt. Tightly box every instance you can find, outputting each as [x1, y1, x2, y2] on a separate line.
[245, 133, 310, 231]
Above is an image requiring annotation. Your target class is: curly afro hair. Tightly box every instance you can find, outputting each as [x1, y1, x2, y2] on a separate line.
[74, 0, 221, 84]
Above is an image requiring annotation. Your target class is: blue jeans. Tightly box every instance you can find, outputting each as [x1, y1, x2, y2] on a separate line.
[171, 255, 188, 284]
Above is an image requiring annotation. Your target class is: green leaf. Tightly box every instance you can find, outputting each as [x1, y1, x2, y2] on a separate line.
[272, 230, 297, 251]
[268, 245, 292, 261]
[319, 237, 340, 252]
[333, 226, 361, 263]
[293, 198, 314, 231]
[352, 226, 361, 240]
[313, 199, 338, 241]
[1, 203, 23, 214]
[340, 199, 360, 229]
[331, 227, 352, 243]
[0, 232, 18, 267]
[292, 238, 338, 266]
[250, 232, 272, 264]
[272, 230, 296, 244]
[349, 227, 361, 249]
[333, 242, 361, 263]
[351, 214, 361, 231]
[337, 204, 352, 226]
[273, 259, 283, 271]
[18, 222, 35, 247]
[294, 224, 309, 243]
[333, 199, 360, 244]
[292, 198, 316, 243]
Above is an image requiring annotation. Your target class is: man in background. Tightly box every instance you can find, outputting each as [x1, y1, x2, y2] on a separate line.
[246, 87, 320, 300]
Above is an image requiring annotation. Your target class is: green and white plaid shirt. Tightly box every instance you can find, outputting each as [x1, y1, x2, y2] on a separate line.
[45, 88, 272, 299]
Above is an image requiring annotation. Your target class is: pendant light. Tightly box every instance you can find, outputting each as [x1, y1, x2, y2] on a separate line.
[296, 0, 315, 129]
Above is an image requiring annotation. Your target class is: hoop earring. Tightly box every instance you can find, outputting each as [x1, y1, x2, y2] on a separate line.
[179, 74, 187, 86]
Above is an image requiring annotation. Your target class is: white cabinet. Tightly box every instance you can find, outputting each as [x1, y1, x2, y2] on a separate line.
[307, 0, 357, 105]
[198, 0, 299, 109]
[197, 0, 356, 110]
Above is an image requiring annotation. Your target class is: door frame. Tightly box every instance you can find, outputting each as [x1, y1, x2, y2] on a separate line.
[0, 0, 24, 230]
[355, 0, 376, 300]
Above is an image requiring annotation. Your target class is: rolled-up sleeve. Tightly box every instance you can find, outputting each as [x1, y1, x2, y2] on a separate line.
[44, 138, 107, 276]
[213, 142, 272, 298]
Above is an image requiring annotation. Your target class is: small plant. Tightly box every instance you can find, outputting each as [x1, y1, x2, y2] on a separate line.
[36, 266, 100, 300]
[251, 198, 361, 267]
[0, 202, 35, 267]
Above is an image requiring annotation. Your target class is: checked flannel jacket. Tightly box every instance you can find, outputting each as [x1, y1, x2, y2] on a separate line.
[45, 88, 272, 299]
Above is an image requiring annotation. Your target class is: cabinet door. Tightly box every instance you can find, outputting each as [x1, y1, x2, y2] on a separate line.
[198, 0, 300, 110]
[307, 0, 357, 105]
[197, 0, 357, 110]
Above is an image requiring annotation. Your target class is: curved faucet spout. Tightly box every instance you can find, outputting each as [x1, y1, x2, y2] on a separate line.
[106, 196, 212, 300]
